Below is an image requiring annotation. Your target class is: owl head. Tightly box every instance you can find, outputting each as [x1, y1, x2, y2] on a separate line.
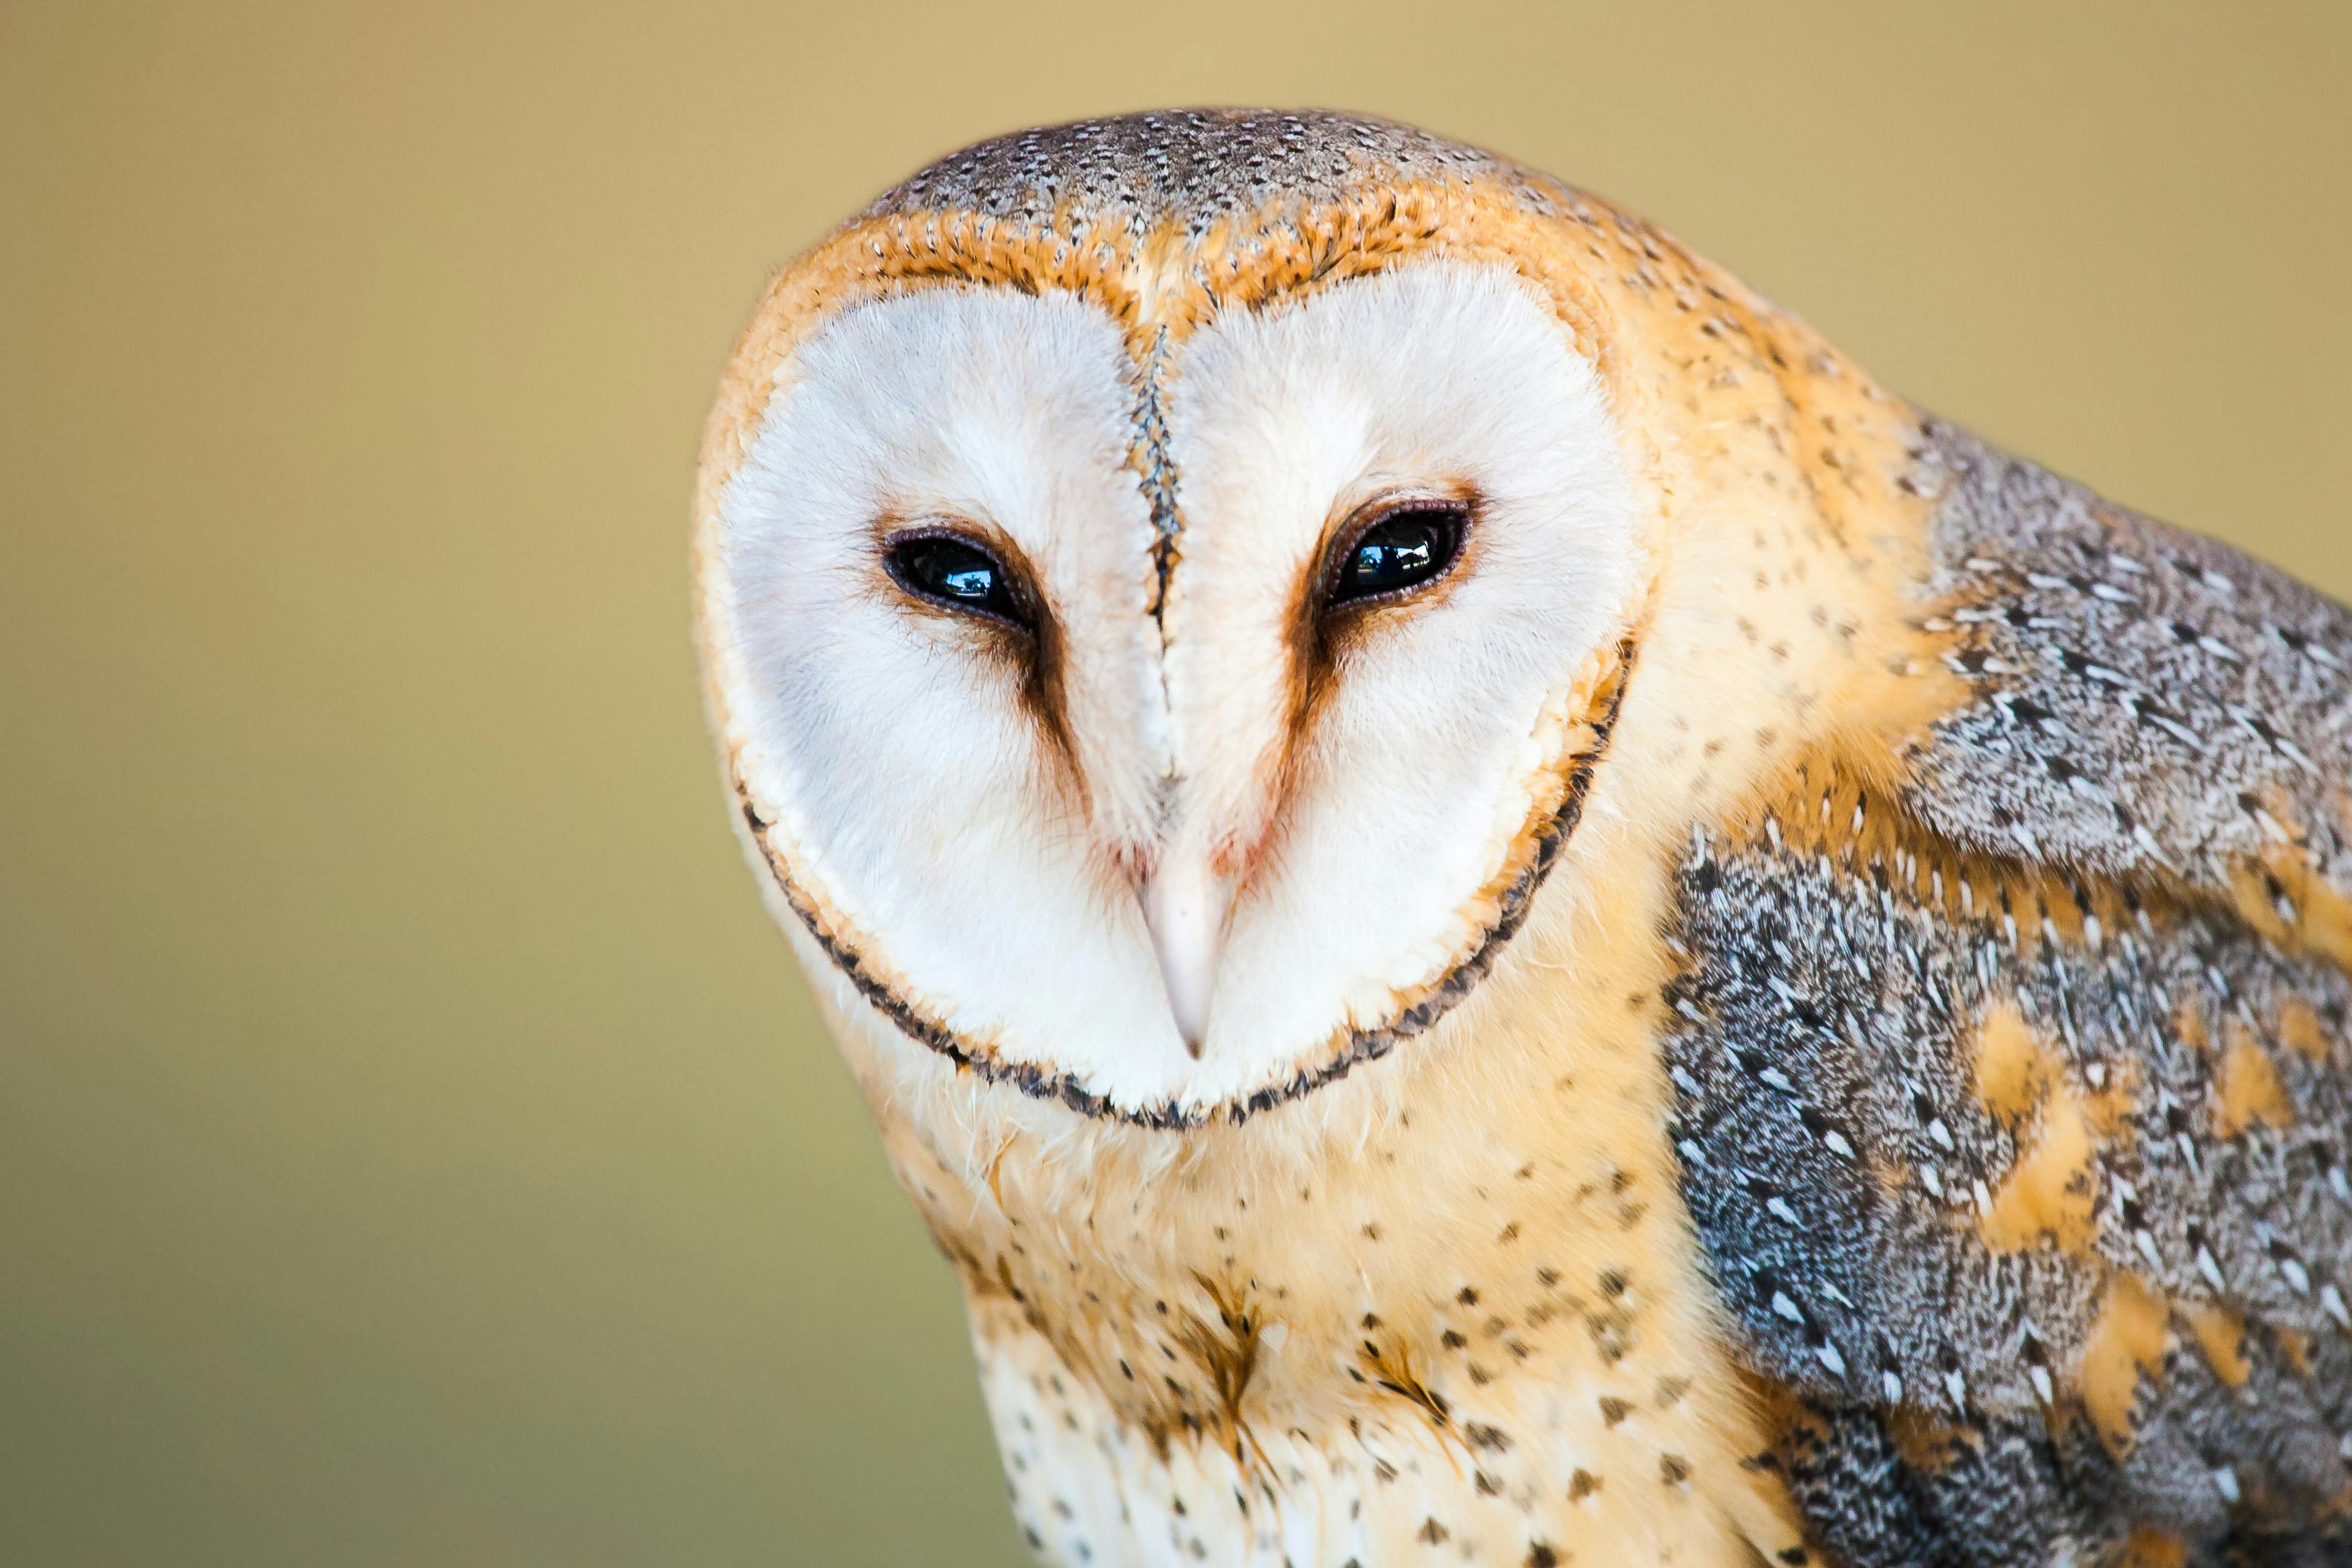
[694, 111, 1910, 1128]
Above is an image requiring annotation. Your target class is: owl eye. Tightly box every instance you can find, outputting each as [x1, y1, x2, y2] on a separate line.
[1325, 502, 1468, 608]
[883, 530, 1033, 631]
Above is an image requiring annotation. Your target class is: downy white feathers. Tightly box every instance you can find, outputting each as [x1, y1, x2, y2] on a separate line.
[704, 264, 1639, 1118]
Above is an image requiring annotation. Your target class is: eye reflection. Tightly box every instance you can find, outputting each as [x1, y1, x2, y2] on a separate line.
[884, 531, 1032, 630]
[1327, 505, 1466, 607]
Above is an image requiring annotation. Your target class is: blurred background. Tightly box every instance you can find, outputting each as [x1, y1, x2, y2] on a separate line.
[3, 2, 2347, 1562]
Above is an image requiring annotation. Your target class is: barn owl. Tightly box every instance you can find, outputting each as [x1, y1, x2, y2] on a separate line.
[692, 110, 2352, 1566]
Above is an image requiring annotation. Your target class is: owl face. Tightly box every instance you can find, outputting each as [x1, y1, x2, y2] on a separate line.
[704, 259, 1642, 1121]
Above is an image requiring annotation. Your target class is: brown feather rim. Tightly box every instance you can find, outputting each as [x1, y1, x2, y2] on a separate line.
[736, 639, 1634, 1129]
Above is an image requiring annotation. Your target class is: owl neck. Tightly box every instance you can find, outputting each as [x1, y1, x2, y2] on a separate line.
[844, 773, 1813, 1560]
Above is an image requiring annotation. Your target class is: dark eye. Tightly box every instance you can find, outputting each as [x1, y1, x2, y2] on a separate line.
[884, 531, 1032, 630]
[1326, 504, 1467, 607]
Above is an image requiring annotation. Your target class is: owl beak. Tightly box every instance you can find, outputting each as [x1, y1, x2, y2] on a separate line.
[1136, 855, 1234, 1059]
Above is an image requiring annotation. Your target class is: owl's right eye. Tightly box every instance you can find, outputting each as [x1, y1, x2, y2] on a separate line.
[883, 530, 1033, 632]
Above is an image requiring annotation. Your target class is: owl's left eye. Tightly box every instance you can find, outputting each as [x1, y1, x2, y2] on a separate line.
[1325, 501, 1469, 609]
[883, 530, 1033, 632]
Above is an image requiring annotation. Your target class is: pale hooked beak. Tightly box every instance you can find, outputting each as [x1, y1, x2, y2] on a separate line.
[1136, 854, 1235, 1058]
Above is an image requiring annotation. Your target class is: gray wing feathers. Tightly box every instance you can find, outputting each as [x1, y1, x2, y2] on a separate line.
[1666, 421, 2352, 1565]
[1905, 420, 2352, 899]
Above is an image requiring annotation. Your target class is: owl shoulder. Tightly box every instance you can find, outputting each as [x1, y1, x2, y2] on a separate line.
[1906, 418, 2352, 945]
[1657, 423, 2352, 1564]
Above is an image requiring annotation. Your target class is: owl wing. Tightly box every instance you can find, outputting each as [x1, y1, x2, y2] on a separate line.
[1665, 421, 2352, 1566]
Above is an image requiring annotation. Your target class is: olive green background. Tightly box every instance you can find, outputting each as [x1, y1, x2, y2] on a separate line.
[3, 2, 2347, 1563]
